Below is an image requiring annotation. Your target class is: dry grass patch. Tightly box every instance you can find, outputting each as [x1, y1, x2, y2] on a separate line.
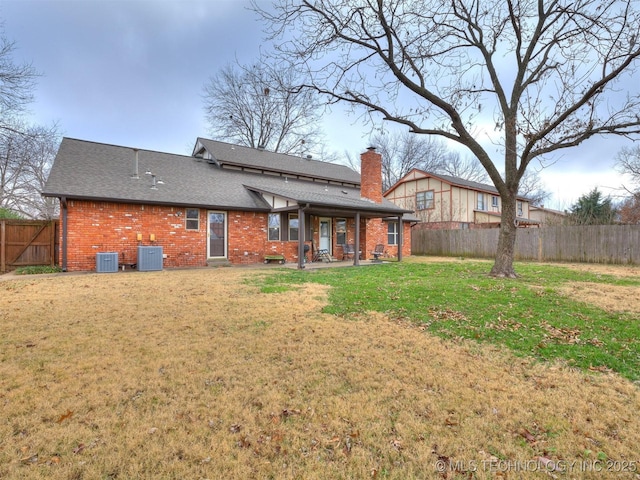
[559, 282, 640, 314]
[556, 262, 640, 279]
[545, 260, 640, 313]
[1, 268, 639, 479]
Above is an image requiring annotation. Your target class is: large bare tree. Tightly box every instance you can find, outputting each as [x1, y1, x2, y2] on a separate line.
[517, 169, 551, 207]
[203, 60, 324, 155]
[437, 151, 489, 184]
[371, 129, 491, 189]
[0, 30, 59, 219]
[616, 145, 640, 189]
[615, 144, 640, 223]
[371, 130, 452, 190]
[256, 0, 640, 277]
[0, 122, 60, 219]
[1, 36, 36, 117]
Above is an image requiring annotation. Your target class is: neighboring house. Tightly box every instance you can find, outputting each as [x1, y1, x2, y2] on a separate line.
[42, 138, 413, 271]
[529, 205, 568, 226]
[384, 169, 538, 229]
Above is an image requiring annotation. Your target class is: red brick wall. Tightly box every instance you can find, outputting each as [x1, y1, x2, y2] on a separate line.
[362, 219, 412, 259]
[60, 200, 412, 271]
[62, 200, 210, 271]
[360, 148, 383, 203]
[227, 210, 308, 264]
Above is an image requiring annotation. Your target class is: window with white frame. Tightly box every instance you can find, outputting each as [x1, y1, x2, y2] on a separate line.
[491, 196, 499, 210]
[186, 208, 199, 230]
[416, 190, 434, 210]
[517, 201, 523, 217]
[477, 193, 485, 210]
[268, 213, 280, 241]
[288, 213, 299, 241]
[387, 221, 398, 245]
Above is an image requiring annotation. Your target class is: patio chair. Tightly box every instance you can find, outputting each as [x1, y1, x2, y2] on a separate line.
[342, 243, 356, 260]
[312, 249, 332, 262]
[370, 244, 386, 262]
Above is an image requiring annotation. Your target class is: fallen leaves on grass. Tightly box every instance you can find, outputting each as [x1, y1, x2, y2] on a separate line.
[485, 317, 525, 332]
[429, 308, 467, 321]
[519, 428, 537, 445]
[20, 454, 38, 464]
[55, 410, 73, 423]
[540, 321, 581, 344]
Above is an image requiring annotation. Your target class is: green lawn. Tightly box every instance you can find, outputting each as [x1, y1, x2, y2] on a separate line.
[254, 259, 640, 381]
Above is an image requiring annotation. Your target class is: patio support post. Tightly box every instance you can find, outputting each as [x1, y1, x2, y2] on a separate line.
[297, 206, 306, 269]
[397, 215, 403, 262]
[354, 212, 361, 266]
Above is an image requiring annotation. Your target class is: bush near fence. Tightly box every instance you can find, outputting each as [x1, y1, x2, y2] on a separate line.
[412, 224, 640, 264]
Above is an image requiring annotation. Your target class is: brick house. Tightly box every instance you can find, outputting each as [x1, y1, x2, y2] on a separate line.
[43, 138, 413, 271]
[384, 169, 538, 230]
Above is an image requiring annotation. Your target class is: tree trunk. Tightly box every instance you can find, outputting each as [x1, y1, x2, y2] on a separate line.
[490, 193, 518, 278]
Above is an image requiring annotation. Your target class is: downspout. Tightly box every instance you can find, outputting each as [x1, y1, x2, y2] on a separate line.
[61, 196, 68, 272]
[397, 215, 403, 262]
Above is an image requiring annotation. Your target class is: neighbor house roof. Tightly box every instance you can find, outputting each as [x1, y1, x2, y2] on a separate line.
[389, 169, 530, 201]
[44, 138, 409, 217]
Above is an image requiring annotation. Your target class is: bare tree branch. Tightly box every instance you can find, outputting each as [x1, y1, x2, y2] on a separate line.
[202, 59, 325, 155]
[255, 0, 640, 276]
[0, 122, 60, 219]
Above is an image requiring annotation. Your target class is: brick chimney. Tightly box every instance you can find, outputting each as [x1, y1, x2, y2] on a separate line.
[360, 147, 383, 203]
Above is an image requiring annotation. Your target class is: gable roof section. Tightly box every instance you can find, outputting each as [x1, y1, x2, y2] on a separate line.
[44, 138, 409, 216]
[244, 180, 406, 215]
[44, 138, 271, 210]
[194, 137, 361, 185]
[388, 168, 529, 201]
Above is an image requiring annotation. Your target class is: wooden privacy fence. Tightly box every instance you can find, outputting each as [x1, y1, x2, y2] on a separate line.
[0, 219, 59, 273]
[412, 225, 640, 265]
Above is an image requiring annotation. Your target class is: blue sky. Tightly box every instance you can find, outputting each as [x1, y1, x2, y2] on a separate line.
[1, 0, 635, 209]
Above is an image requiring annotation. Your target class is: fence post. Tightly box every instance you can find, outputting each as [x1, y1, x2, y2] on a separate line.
[1, 220, 5, 273]
[538, 228, 543, 262]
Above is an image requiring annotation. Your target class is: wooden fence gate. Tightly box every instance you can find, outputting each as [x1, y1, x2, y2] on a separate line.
[0, 219, 59, 273]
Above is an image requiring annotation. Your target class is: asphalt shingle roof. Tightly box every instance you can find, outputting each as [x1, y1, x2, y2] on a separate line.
[196, 138, 362, 185]
[417, 170, 529, 200]
[44, 138, 409, 216]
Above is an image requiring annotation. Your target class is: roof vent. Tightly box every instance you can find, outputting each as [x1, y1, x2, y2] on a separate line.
[257, 144, 266, 151]
[131, 148, 140, 179]
[145, 170, 164, 189]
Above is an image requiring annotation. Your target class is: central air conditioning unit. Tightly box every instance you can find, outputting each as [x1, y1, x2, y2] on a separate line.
[137, 246, 163, 271]
[96, 252, 118, 273]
